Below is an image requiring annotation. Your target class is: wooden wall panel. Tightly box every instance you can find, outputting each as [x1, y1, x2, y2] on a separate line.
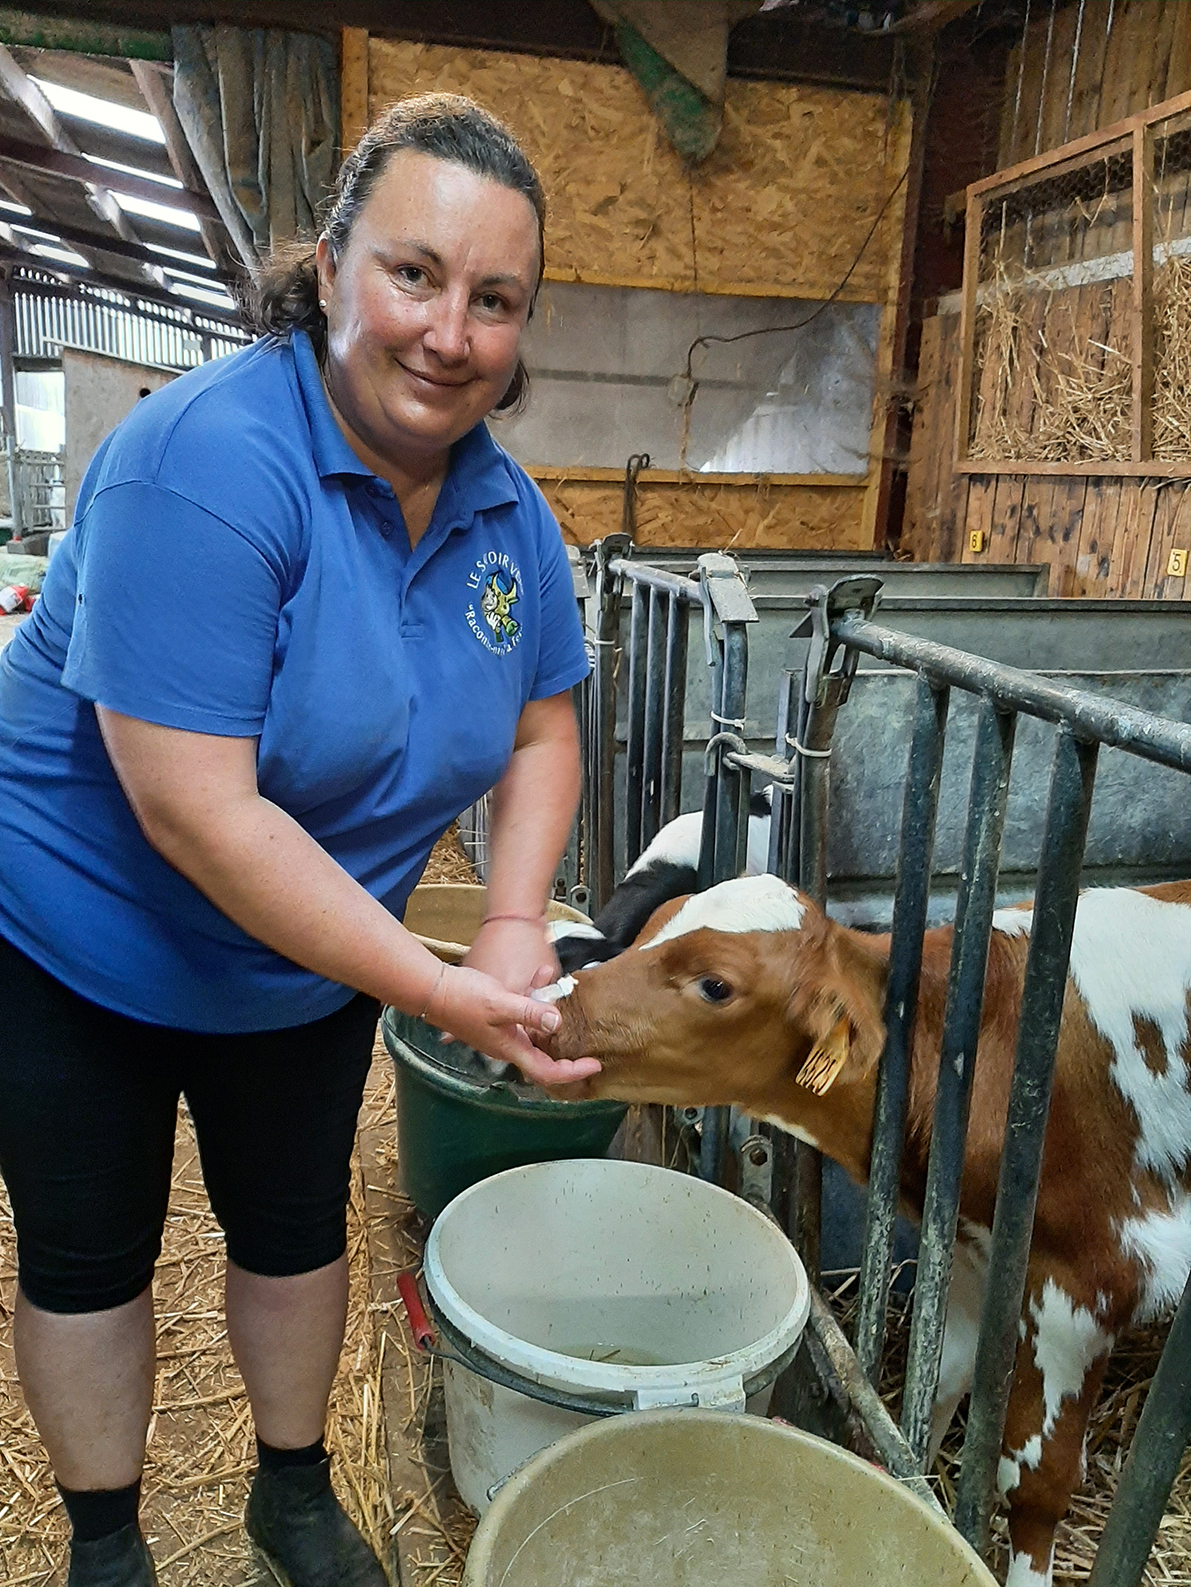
[366, 37, 907, 303]
[1000, 1, 1191, 168]
[533, 474, 870, 551]
[904, 313, 1191, 598]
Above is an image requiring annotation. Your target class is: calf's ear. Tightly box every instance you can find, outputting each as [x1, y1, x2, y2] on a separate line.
[797, 1002, 851, 1091]
[787, 965, 886, 1096]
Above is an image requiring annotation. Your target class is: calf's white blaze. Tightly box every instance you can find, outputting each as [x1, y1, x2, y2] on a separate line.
[1119, 1187, 1191, 1323]
[1029, 1280, 1113, 1439]
[638, 873, 804, 951]
[992, 906, 1034, 937]
[1066, 890, 1191, 1178]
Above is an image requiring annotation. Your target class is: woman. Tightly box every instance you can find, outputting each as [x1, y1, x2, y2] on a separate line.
[0, 95, 598, 1587]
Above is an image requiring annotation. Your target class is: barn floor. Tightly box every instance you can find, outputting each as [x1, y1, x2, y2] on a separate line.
[2, 823, 1191, 1582]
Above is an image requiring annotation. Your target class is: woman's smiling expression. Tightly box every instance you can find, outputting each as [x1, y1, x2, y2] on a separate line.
[316, 148, 541, 473]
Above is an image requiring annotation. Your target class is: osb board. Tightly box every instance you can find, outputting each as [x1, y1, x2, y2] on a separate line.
[535, 473, 871, 551]
[999, 0, 1191, 169]
[903, 312, 1190, 597]
[365, 38, 907, 304]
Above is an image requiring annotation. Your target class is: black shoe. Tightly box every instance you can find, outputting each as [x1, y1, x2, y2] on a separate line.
[67, 1523, 159, 1586]
[246, 1457, 388, 1587]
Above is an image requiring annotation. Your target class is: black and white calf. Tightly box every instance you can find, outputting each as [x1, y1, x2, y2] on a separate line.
[551, 789, 773, 975]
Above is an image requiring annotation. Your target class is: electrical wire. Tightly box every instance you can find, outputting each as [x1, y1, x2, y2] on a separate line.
[676, 159, 912, 408]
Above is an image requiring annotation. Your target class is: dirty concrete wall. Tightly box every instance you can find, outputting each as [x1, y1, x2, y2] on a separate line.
[64, 349, 176, 519]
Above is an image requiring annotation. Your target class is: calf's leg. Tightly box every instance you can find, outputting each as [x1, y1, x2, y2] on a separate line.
[998, 1275, 1114, 1587]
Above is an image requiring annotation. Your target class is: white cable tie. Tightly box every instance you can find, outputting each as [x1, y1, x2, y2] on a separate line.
[786, 733, 832, 760]
[711, 711, 747, 730]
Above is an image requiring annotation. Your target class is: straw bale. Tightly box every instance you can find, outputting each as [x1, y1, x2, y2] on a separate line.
[968, 273, 1132, 464]
[367, 39, 902, 303]
[1153, 255, 1191, 461]
[535, 473, 870, 550]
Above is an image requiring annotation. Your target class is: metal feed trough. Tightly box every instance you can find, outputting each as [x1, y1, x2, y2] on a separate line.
[577, 549, 1191, 1586]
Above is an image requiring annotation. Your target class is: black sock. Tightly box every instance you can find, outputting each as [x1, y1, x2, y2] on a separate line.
[58, 1478, 141, 1543]
[256, 1435, 328, 1472]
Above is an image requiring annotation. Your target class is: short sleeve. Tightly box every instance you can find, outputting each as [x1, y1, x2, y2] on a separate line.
[527, 512, 590, 702]
[62, 480, 284, 735]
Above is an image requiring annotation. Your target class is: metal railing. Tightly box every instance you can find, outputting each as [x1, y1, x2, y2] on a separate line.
[583, 545, 1191, 1578]
[713, 574, 1191, 1582]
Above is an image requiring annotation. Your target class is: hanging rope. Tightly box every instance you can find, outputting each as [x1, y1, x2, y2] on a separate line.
[1008, 0, 1033, 163]
[1063, 0, 1087, 144]
[1033, 0, 1058, 158]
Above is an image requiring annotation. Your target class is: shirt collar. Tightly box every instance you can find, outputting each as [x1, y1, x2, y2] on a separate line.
[291, 329, 520, 515]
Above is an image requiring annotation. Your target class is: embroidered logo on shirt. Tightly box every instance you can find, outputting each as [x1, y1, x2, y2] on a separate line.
[466, 551, 522, 655]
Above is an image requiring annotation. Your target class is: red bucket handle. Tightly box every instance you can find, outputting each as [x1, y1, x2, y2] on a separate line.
[397, 1269, 435, 1351]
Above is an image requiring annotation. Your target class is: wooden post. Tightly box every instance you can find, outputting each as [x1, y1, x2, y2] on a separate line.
[870, 42, 933, 551]
[953, 190, 984, 468]
[341, 28, 369, 158]
[1132, 121, 1154, 463]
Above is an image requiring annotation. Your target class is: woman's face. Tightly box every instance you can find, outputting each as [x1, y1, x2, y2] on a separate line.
[316, 149, 540, 469]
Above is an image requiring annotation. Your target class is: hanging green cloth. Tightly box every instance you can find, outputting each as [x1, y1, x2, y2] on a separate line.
[590, 1, 761, 163]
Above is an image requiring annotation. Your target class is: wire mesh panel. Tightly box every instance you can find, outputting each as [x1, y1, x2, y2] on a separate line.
[967, 143, 1134, 464]
[1152, 109, 1191, 461]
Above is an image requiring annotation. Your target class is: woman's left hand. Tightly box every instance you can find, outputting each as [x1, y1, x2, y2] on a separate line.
[462, 916, 558, 997]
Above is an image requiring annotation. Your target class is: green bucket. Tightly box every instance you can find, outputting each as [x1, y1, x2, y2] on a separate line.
[381, 1007, 628, 1220]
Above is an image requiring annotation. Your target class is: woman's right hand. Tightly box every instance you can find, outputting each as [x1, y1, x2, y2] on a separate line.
[423, 964, 601, 1087]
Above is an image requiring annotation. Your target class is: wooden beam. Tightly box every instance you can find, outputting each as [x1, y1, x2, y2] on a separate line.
[966, 84, 1191, 202]
[0, 134, 221, 222]
[2, 211, 234, 281]
[0, 43, 161, 282]
[888, 1, 979, 35]
[1132, 122, 1154, 464]
[341, 27, 369, 155]
[127, 58, 241, 272]
[953, 189, 982, 465]
[953, 459, 1191, 478]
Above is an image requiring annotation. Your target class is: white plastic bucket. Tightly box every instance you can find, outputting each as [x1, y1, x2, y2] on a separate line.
[423, 1159, 810, 1514]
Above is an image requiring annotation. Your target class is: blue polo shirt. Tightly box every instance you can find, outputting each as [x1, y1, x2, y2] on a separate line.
[0, 331, 588, 1032]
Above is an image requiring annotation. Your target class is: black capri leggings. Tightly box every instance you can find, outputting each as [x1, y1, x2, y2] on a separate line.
[0, 932, 380, 1315]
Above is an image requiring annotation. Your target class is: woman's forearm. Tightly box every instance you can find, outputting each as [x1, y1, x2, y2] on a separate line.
[482, 693, 581, 920]
[152, 784, 445, 1014]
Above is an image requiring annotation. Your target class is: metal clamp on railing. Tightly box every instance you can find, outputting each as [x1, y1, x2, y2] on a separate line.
[793, 574, 883, 710]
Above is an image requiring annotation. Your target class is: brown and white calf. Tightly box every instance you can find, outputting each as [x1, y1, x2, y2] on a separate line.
[539, 872, 1191, 1587]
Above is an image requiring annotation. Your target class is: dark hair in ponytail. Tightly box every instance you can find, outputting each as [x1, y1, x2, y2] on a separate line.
[247, 93, 545, 414]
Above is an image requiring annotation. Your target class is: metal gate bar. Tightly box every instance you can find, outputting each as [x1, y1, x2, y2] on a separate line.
[901, 696, 1017, 1467]
[955, 726, 1100, 1549]
[855, 674, 950, 1382]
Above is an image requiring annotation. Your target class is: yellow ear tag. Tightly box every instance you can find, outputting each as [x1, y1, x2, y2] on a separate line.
[795, 1016, 851, 1096]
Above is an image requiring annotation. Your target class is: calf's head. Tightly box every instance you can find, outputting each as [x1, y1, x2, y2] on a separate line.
[542, 875, 888, 1133]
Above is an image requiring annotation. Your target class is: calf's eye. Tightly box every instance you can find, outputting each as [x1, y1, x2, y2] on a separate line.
[698, 976, 733, 1004]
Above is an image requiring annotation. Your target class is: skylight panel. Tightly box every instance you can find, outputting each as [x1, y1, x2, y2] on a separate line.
[112, 192, 201, 232]
[146, 241, 215, 272]
[31, 76, 165, 144]
[168, 278, 234, 310]
[29, 243, 90, 269]
[0, 198, 32, 217]
[85, 155, 182, 190]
